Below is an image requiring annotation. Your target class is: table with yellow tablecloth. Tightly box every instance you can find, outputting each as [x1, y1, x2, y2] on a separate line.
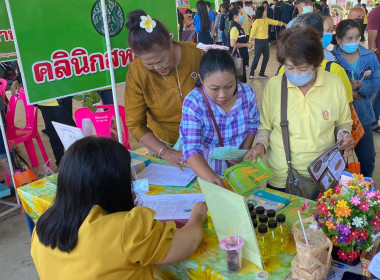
[18, 154, 316, 280]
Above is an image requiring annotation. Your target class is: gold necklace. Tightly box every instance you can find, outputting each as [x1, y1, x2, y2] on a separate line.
[161, 65, 183, 102]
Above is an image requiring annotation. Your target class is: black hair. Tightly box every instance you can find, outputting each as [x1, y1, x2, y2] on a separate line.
[255, 6, 265, 19]
[336, 19, 361, 39]
[293, 12, 324, 38]
[186, 9, 193, 14]
[235, 1, 244, 8]
[222, 2, 229, 12]
[229, 7, 240, 21]
[126, 10, 170, 55]
[197, 1, 211, 32]
[205, 1, 211, 8]
[36, 137, 134, 252]
[362, 4, 368, 13]
[196, 49, 236, 87]
[263, 1, 269, 5]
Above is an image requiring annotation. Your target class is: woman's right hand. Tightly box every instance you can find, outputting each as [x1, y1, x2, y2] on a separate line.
[244, 143, 265, 162]
[206, 174, 225, 188]
[161, 148, 185, 171]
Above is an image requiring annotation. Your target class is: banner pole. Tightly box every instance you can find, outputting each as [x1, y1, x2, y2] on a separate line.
[100, 0, 123, 145]
[0, 111, 19, 205]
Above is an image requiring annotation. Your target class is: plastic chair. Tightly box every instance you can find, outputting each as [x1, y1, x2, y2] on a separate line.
[74, 105, 130, 149]
[6, 88, 49, 167]
[0, 78, 8, 105]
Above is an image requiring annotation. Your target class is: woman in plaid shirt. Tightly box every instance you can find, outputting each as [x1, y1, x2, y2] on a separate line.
[180, 50, 260, 187]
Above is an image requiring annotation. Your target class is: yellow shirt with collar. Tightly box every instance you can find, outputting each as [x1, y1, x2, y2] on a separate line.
[277, 59, 353, 103]
[249, 18, 283, 41]
[241, 9, 250, 35]
[260, 69, 352, 188]
[31, 206, 176, 280]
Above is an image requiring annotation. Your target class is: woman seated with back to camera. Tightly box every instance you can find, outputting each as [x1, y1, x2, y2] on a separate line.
[180, 49, 260, 187]
[31, 137, 207, 280]
[244, 26, 354, 200]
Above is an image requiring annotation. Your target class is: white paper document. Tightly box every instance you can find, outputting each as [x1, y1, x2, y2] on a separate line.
[137, 163, 196, 187]
[139, 193, 205, 220]
[52, 122, 84, 150]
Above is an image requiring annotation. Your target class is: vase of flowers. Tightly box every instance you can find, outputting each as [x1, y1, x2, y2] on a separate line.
[312, 174, 380, 265]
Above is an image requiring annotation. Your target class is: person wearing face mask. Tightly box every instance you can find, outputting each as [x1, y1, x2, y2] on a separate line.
[180, 50, 260, 187]
[244, 26, 353, 199]
[124, 10, 204, 170]
[348, 7, 365, 40]
[332, 19, 380, 178]
[248, 6, 287, 80]
[229, 7, 252, 83]
[287, 0, 314, 28]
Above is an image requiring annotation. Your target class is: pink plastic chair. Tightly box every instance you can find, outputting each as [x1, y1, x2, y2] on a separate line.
[0, 78, 8, 105]
[74, 105, 130, 149]
[6, 88, 49, 167]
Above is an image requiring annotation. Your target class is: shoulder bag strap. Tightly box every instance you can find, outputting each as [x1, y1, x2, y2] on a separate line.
[199, 87, 231, 168]
[280, 74, 292, 171]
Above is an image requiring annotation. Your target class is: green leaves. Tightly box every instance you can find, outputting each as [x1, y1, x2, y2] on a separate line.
[73, 91, 101, 112]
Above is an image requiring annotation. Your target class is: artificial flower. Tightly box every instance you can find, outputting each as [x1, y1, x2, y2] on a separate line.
[366, 192, 376, 200]
[371, 217, 380, 228]
[324, 189, 333, 196]
[337, 249, 348, 261]
[317, 203, 330, 215]
[337, 199, 347, 209]
[352, 216, 364, 228]
[139, 15, 156, 33]
[338, 223, 351, 235]
[350, 196, 361, 206]
[358, 229, 368, 241]
[326, 220, 336, 230]
[337, 234, 348, 243]
[335, 185, 342, 194]
[335, 205, 351, 218]
[360, 202, 369, 211]
[301, 199, 309, 212]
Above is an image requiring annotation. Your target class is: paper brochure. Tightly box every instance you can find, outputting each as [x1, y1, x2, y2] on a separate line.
[198, 178, 263, 269]
[139, 193, 204, 221]
[52, 121, 84, 150]
[137, 163, 196, 187]
[223, 157, 274, 195]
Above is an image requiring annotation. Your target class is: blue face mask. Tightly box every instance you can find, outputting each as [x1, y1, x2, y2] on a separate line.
[302, 6, 313, 14]
[322, 33, 333, 48]
[285, 69, 315, 87]
[239, 15, 245, 24]
[342, 41, 360, 54]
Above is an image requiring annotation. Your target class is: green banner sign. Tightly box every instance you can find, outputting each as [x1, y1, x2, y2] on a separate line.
[0, 0, 16, 62]
[6, 0, 178, 104]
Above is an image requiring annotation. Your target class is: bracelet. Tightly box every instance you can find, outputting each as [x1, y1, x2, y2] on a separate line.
[158, 146, 169, 157]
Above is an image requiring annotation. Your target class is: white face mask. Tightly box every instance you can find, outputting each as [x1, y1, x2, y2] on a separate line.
[302, 6, 313, 14]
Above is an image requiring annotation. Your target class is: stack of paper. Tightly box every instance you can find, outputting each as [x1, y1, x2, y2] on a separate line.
[137, 163, 196, 187]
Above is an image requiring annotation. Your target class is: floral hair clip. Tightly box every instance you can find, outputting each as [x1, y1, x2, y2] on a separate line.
[140, 15, 156, 33]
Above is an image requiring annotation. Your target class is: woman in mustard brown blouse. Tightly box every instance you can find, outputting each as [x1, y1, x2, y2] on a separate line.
[125, 10, 204, 169]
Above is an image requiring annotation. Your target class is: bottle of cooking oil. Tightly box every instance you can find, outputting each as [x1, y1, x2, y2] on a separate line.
[255, 206, 265, 216]
[276, 214, 289, 251]
[259, 214, 268, 225]
[252, 219, 258, 236]
[268, 220, 280, 256]
[267, 209, 276, 221]
[248, 202, 255, 213]
[250, 210, 257, 223]
[257, 224, 271, 263]
[207, 210, 214, 230]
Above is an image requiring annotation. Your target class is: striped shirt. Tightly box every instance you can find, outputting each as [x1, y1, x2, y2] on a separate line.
[180, 83, 260, 175]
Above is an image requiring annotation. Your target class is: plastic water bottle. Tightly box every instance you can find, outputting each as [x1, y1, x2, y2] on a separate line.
[268, 220, 280, 256]
[276, 214, 289, 251]
[257, 224, 271, 263]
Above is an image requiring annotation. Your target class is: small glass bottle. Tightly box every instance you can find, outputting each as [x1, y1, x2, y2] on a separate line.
[250, 210, 257, 223]
[257, 224, 271, 263]
[207, 210, 214, 230]
[259, 214, 268, 225]
[268, 220, 280, 256]
[255, 206, 265, 216]
[248, 202, 255, 212]
[267, 209, 276, 221]
[276, 214, 290, 251]
[252, 219, 258, 236]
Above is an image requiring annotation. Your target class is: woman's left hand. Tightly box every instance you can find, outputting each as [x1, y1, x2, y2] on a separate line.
[350, 79, 362, 91]
[337, 132, 355, 158]
[228, 158, 243, 165]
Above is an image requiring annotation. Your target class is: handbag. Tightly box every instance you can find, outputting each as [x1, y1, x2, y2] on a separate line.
[346, 154, 361, 174]
[199, 87, 231, 168]
[349, 103, 364, 147]
[231, 45, 244, 81]
[10, 148, 37, 188]
[280, 75, 321, 200]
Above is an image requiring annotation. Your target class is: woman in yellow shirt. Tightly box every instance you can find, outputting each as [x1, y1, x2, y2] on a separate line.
[124, 10, 204, 170]
[31, 137, 207, 280]
[244, 26, 354, 199]
[248, 6, 286, 80]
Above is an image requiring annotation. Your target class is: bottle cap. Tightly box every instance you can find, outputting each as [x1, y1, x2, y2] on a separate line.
[276, 214, 286, 223]
[250, 210, 257, 220]
[256, 206, 265, 215]
[267, 209, 276, 218]
[258, 224, 268, 234]
[268, 219, 277, 229]
[259, 214, 268, 223]
[252, 219, 258, 228]
[248, 203, 255, 212]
